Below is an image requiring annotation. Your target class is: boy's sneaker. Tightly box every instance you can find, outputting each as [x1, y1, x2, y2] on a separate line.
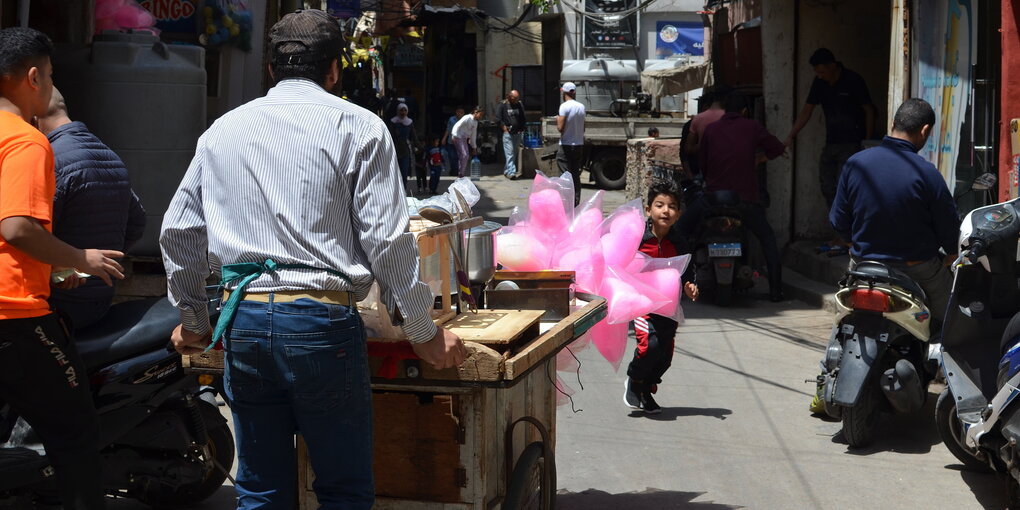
[623, 378, 642, 409]
[641, 392, 662, 414]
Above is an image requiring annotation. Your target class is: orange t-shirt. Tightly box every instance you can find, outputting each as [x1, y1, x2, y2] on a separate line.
[0, 110, 55, 320]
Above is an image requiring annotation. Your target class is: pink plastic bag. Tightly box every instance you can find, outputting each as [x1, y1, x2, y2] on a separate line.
[601, 267, 669, 324]
[633, 268, 681, 318]
[598, 200, 646, 268]
[642, 254, 691, 323]
[589, 319, 629, 371]
[495, 226, 552, 271]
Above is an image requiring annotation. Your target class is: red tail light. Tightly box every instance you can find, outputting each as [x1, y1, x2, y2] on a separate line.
[850, 289, 890, 312]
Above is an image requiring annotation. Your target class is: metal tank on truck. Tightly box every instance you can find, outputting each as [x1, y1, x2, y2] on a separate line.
[53, 31, 206, 257]
[542, 57, 689, 190]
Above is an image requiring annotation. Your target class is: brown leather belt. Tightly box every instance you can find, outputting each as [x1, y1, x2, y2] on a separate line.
[222, 289, 353, 306]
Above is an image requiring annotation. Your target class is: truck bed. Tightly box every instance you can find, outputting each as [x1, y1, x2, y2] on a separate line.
[542, 115, 688, 144]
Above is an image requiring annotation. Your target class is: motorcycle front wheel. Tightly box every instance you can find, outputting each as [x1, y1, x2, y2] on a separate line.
[138, 418, 235, 508]
[935, 388, 992, 472]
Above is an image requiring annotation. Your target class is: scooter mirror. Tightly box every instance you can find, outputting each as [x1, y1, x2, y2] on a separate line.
[971, 172, 998, 191]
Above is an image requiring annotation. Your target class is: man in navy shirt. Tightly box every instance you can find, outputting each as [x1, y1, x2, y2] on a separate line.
[786, 48, 875, 209]
[829, 97, 959, 324]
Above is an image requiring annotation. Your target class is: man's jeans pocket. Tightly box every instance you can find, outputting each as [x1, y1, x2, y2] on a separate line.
[285, 336, 354, 414]
[225, 338, 261, 397]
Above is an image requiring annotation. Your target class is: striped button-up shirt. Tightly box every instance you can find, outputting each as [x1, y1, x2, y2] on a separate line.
[160, 78, 437, 343]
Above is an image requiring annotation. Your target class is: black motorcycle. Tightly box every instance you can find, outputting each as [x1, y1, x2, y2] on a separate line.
[0, 297, 234, 508]
[689, 189, 755, 306]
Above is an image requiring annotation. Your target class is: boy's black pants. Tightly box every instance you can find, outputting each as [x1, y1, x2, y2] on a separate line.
[626, 314, 678, 386]
[0, 313, 105, 509]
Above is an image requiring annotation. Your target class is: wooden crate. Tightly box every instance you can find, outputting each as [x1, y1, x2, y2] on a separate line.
[297, 356, 557, 510]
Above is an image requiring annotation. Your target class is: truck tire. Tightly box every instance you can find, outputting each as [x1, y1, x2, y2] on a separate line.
[591, 147, 627, 190]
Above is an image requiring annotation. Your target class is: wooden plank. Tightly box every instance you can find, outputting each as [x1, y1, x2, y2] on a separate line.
[185, 349, 225, 373]
[442, 310, 544, 345]
[373, 499, 473, 510]
[503, 297, 607, 380]
[372, 392, 466, 503]
[367, 341, 504, 383]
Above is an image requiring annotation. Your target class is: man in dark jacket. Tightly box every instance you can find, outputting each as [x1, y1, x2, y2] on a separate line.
[498, 89, 526, 179]
[38, 87, 145, 329]
[681, 92, 787, 301]
[830, 97, 959, 324]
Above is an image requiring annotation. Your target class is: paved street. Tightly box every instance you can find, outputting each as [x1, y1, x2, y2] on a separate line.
[109, 167, 1007, 508]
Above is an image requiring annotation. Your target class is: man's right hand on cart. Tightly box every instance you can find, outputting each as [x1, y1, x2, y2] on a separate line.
[413, 327, 467, 370]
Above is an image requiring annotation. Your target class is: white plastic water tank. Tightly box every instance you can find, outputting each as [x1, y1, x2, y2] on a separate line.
[53, 32, 207, 256]
[560, 58, 640, 113]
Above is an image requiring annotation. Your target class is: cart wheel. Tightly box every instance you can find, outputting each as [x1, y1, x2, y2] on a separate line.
[504, 441, 556, 510]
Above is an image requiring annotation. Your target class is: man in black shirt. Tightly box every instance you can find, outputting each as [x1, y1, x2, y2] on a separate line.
[785, 48, 875, 209]
[498, 89, 526, 179]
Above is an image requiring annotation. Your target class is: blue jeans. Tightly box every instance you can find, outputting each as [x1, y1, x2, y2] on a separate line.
[444, 143, 459, 176]
[397, 155, 411, 190]
[503, 132, 523, 177]
[225, 297, 374, 510]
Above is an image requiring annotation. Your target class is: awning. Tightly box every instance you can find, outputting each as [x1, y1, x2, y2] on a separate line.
[640, 61, 714, 97]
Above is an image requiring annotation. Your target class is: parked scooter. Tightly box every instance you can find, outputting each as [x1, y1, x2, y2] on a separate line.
[0, 296, 233, 508]
[935, 196, 1020, 505]
[688, 188, 755, 306]
[816, 259, 937, 447]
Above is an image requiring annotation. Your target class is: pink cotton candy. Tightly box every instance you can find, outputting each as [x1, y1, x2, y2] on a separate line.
[626, 252, 650, 273]
[633, 268, 681, 317]
[602, 271, 669, 324]
[528, 188, 570, 236]
[571, 207, 603, 234]
[590, 320, 629, 371]
[114, 5, 153, 28]
[600, 232, 640, 268]
[554, 246, 605, 294]
[496, 229, 552, 271]
[599, 210, 645, 268]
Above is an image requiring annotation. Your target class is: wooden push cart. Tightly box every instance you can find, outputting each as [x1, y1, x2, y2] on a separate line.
[184, 218, 607, 509]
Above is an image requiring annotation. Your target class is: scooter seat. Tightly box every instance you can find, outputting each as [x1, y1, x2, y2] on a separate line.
[704, 190, 742, 207]
[848, 261, 927, 302]
[74, 298, 180, 371]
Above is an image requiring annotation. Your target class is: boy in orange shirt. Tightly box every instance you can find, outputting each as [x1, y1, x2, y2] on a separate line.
[0, 27, 124, 509]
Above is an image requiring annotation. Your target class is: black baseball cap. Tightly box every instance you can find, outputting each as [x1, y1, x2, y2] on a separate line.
[269, 9, 349, 66]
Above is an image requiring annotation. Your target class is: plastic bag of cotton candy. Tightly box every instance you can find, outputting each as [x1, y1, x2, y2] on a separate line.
[495, 171, 575, 271]
[495, 173, 688, 370]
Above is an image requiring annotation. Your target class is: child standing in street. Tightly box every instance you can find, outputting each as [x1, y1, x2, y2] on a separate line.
[426, 137, 445, 195]
[624, 182, 699, 414]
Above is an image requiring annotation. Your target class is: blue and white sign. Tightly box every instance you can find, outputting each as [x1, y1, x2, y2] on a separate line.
[655, 21, 703, 57]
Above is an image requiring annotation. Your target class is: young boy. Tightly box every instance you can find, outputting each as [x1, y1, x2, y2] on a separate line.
[623, 182, 698, 414]
[426, 136, 445, 195]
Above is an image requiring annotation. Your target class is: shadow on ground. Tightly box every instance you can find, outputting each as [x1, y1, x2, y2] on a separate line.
[830, 390, 943, 455]
[627, 406, 733, 421]
[557, 488, 742, 510]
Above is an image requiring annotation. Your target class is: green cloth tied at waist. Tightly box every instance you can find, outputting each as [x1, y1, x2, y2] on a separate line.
[209, 258, 353, 352]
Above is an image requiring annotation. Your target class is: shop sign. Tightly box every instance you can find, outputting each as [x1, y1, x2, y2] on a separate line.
[327, 0, 361, 19]
[140, 0, 198, 33]
[911, 0, 976, 187]
[655, 21, 703, 57]
[392, 42, 424, 67]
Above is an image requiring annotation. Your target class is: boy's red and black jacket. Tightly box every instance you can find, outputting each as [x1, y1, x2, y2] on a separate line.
[639, 220, 696, 286]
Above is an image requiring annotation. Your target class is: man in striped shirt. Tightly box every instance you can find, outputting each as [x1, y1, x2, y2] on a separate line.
[160, 10, 465, 509]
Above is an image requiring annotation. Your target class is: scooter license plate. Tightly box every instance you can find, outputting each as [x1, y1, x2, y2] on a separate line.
[708, 243, 742, 257]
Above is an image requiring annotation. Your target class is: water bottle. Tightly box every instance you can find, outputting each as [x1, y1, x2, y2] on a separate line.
[470, 156, 481, 181]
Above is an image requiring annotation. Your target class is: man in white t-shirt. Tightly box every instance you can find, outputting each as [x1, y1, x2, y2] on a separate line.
[556, 82, 586, 205]
[451, 106, 483, 178]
